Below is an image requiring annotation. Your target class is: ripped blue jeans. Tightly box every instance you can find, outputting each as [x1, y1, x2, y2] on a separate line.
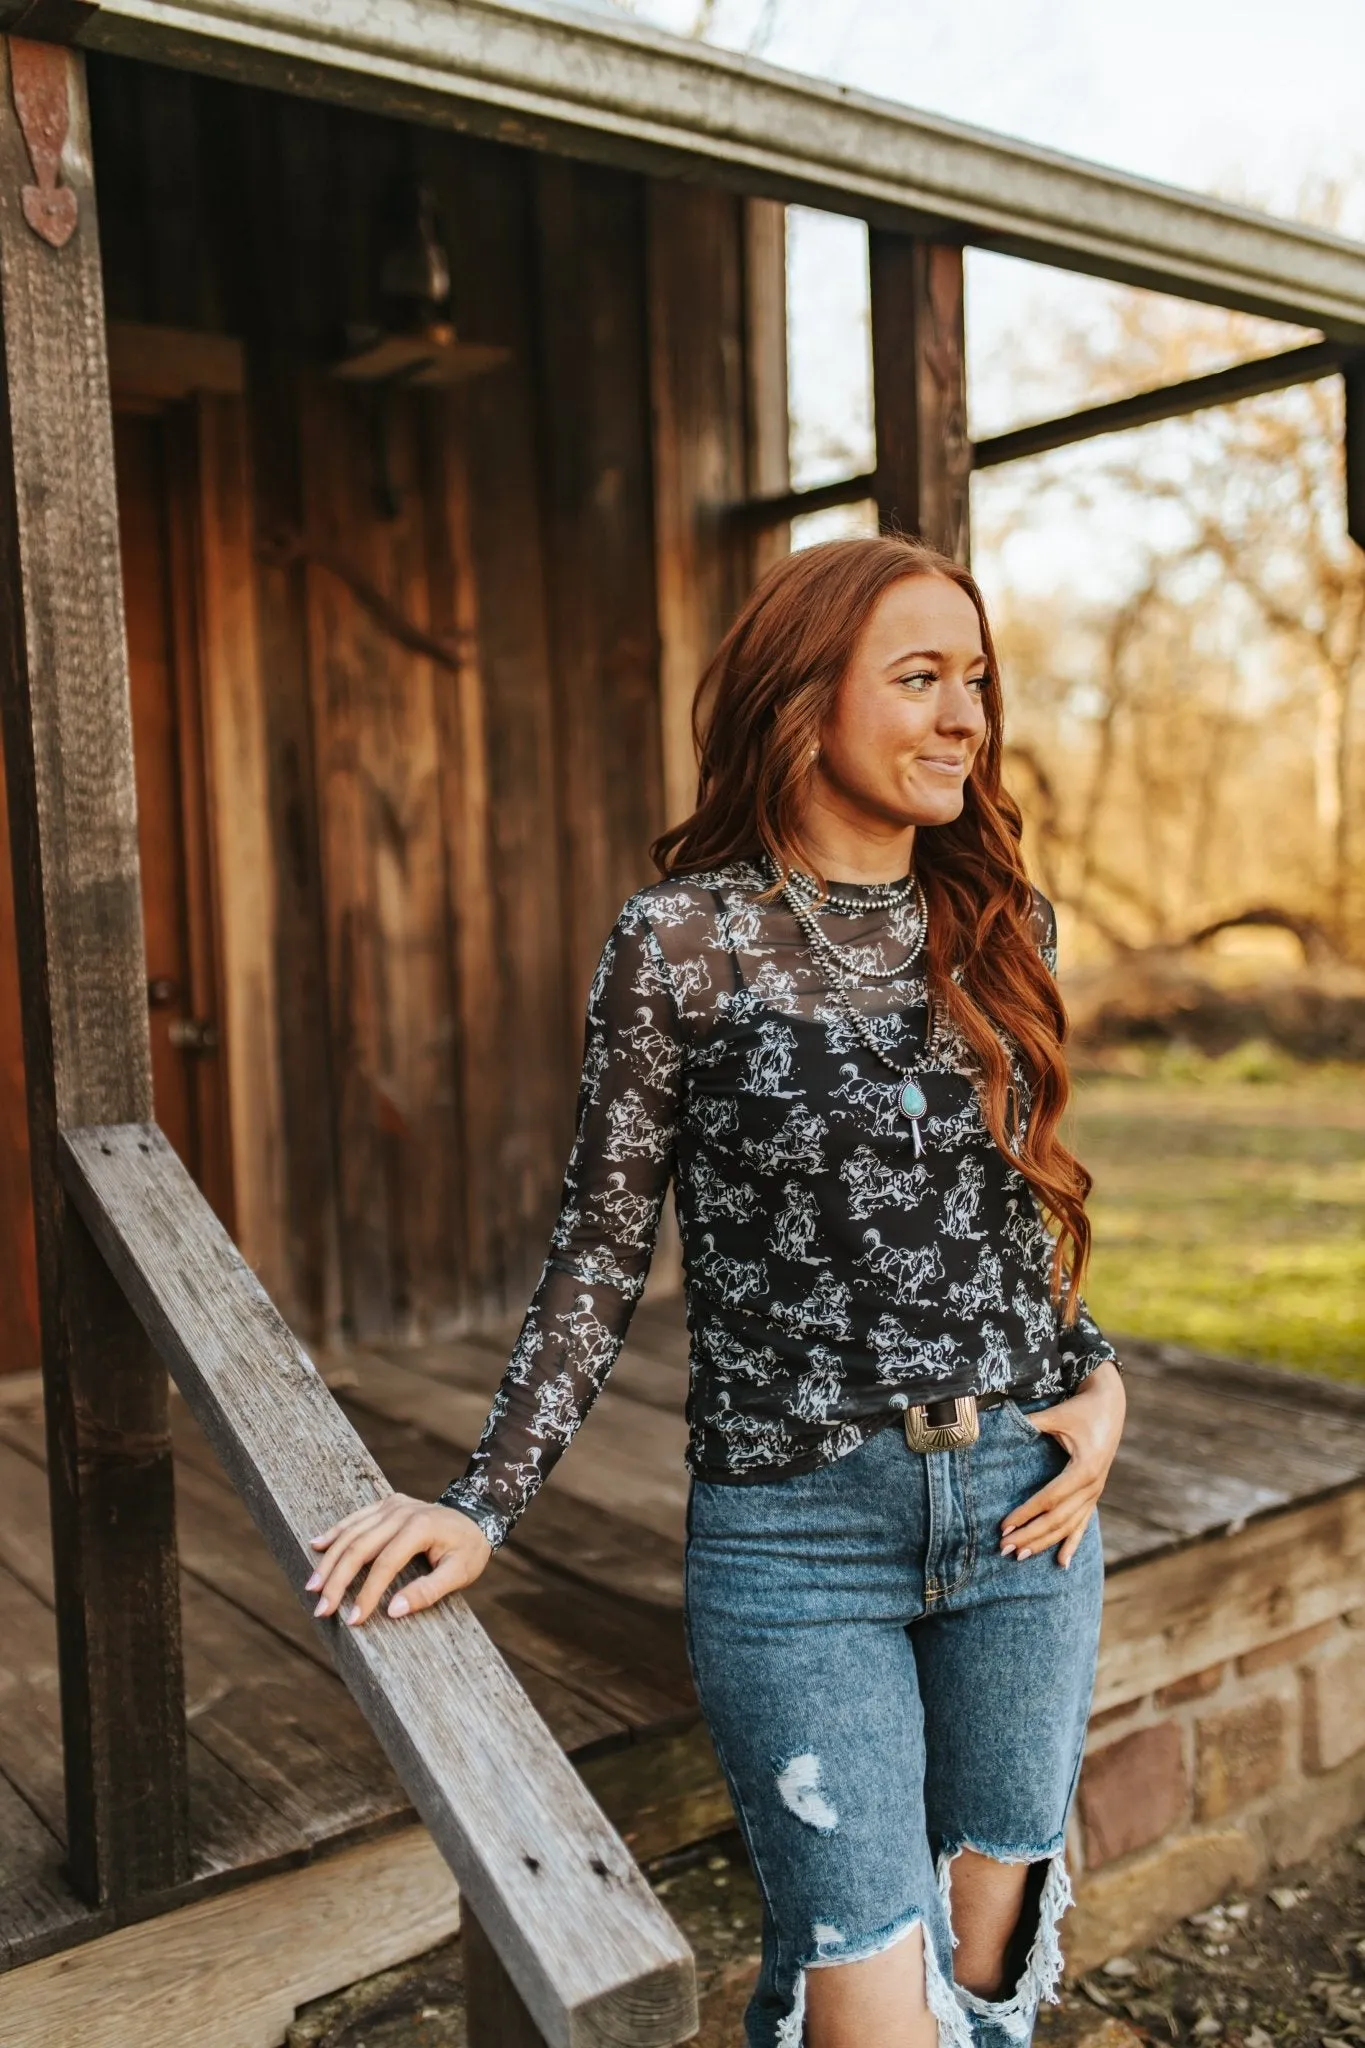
[684, 1401, 1103, 2046]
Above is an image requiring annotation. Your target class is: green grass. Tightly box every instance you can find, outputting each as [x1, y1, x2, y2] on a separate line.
[1068, 1052, 1365, 1384]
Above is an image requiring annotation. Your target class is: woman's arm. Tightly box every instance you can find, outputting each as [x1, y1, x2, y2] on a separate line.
[307, 902, 683, 1624]
[440, 907, 683, 1545]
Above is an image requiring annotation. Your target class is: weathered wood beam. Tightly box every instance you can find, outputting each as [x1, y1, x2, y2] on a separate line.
[973, 337, 1361, 470]
[728, 468, 877, 533]
[0, 35, 189, 1903]
[8, 0, 1365, 336]
[1347, 359, 1365, 551]
[464, 1906, 557, 2048]
[648, 181, 750, 826]
[735, 338, 1364, 532]
[741, 196, 791, 580]
[868, 233, 970, 561]
[60, 1123, 698, 2048]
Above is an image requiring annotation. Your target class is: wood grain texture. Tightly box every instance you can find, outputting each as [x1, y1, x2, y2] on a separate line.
[868, 233, 970, 562]
[0, 36, 190, 1901]
[166, 1400, 634, 1755]
[0, 1829, 461, 2048]
[0, 1770, 72, 1973]
[191, 390, 290, 1299]
[533, 155, 664, 1018]
[233, 84, 342, 1340]
[417, 378, 501, 1315]
[465, 1902, 555, 2048]
[0, 729, 39, 1374]
[1097, 1483, 1365, 1711]
[430, 132, 576, 1313]
[60, 1122, 697, 2048]
[741, 197, 790, 582]
[647, 180, 749, 827]
[335, 1343, 691, 1545]
[299, 366, 464, 1338]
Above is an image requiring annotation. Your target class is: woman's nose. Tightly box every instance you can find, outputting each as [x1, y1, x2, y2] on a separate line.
[938, 679, 987, 734]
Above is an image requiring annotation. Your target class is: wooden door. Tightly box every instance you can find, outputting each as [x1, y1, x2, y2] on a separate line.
[0, 395, 234, 1375]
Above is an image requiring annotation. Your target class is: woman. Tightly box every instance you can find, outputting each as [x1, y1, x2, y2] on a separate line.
[308, 537, 1127, 2047]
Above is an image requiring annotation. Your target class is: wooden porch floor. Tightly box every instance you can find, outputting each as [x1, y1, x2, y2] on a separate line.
[4, 1294, 1365, 1984]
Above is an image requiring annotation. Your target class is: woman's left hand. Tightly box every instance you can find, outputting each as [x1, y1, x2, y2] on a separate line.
[1000, 1360, 1126, 1569]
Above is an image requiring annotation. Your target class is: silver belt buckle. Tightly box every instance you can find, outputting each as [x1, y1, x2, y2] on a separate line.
[904, 1394, 980, 1453]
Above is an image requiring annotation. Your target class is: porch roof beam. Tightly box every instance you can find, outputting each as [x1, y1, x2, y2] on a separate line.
[732, 336, 1363, 530]
[17, 0, 1365, 338]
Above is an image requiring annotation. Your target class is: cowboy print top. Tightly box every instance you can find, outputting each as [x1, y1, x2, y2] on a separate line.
[441, 864, 1115, 1548]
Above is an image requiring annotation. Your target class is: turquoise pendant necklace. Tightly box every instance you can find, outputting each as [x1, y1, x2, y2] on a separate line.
[780, 868, 934, 1157]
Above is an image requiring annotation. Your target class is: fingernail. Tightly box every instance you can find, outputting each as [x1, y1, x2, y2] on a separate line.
[305, 1572, 321, 1592]
[388, 1593, 409, 1618]
[314, 1596, 330, 1617]
[1061, 1557, 1071, 1571]
[999, 1541, 1016, 1557]
[1017, 1549, 1032, 1561]
[344, 1604, 361, 1626]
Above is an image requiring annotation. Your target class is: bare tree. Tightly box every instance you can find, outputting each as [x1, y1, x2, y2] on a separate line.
[980, 268, 1365, 962]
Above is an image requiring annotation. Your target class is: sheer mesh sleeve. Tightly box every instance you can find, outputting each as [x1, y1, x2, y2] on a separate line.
[438, 903, 682, 1546]
[1058, 1295, 1118, 1392]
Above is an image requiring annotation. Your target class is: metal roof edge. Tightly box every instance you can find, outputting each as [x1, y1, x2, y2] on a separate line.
[43, 0, 1365, 335]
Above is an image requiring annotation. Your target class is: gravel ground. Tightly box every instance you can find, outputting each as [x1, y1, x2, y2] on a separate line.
[286, 1828, 1365, 2046]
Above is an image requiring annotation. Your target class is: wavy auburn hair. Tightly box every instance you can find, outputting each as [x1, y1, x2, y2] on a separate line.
[651, 535, 1092, 1314]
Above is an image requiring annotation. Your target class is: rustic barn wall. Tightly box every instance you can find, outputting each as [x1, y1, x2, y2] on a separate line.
[1, 55, 777, 1355]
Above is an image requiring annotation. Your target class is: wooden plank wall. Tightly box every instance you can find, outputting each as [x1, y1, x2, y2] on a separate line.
[48, 55, 776, 1351]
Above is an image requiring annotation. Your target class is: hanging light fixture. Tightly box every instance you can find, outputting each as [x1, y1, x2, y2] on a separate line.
[330, 178, 509, 515]
[332, 179, 509, 389]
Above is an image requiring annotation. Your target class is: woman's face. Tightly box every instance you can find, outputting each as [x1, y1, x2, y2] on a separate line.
[813, 573, 990, 835]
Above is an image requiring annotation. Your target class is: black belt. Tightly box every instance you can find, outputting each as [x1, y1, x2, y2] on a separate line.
[904, 1381, 1046, 1453]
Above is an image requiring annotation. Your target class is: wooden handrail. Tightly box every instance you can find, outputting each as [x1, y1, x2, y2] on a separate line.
[60, 1122, 698, 2048]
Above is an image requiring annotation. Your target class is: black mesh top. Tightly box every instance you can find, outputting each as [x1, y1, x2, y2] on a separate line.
[441, 864, 1114, 1548]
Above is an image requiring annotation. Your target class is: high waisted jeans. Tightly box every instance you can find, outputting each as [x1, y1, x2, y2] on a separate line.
[684, 1400, 1104, 2047]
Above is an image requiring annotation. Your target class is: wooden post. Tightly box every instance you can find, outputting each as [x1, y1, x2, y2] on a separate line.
[742, 196, 790, 581]
[868, 232, 971, 563]
[0, 36, 190, 1900]
[1346, 359, 1365, 551]
[463, 1904, 551, 2048]
[648, 182, 750, 826]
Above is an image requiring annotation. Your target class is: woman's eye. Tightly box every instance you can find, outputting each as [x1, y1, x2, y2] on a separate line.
[968, 672, 992, 693]
[897, 671, 937, 691]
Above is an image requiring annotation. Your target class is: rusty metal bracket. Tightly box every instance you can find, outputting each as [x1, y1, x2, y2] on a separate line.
[9, 34, 76, 246]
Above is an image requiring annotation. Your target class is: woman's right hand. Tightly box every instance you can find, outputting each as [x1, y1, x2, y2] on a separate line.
[306, 1494, 494, 1627]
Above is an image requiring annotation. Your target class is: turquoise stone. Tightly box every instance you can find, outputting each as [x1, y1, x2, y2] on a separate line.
[899, 1078, 927, 1120]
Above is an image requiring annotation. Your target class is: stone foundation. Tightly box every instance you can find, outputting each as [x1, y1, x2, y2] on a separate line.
[1066, 1609, 1365, 1971]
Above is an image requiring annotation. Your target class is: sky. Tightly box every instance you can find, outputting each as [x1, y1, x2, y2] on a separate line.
[562, 0, 1365, 593]
[589, 0, 1365, 226]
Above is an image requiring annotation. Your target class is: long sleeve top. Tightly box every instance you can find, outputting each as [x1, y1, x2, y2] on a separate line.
[440, 863, 1115, 1547]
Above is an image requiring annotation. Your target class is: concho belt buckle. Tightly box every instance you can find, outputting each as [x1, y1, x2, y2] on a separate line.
[904, 1394, 980, 1453]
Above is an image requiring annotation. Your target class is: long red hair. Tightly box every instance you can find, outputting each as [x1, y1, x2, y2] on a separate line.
[651, 535, 1092, 1314]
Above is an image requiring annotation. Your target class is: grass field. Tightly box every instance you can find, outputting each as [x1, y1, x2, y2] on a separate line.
[1068, 1052, 1365, 1384]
